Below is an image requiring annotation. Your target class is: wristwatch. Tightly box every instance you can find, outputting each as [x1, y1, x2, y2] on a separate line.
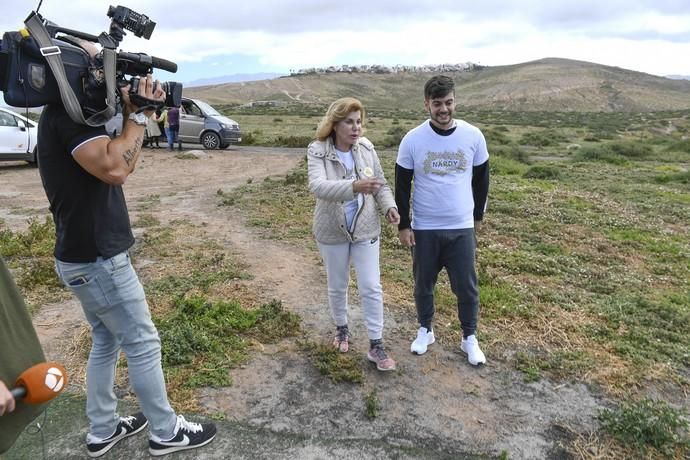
[128, 112, 148, 126]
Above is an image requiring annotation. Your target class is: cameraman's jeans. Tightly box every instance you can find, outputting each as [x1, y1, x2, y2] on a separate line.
[165, 126, 179, 149]
[55, 252, 177, 440]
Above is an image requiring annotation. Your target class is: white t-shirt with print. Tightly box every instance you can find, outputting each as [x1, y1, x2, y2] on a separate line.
[396, 119, 489, 230]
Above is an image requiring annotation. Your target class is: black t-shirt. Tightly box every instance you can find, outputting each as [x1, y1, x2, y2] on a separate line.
[37, 105, 134, 262]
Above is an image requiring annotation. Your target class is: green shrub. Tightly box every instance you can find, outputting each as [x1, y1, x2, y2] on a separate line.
[485, 128, 512, 146]
[270, 135, 313, 148]
[523, 165, 563, 180]
[382, 126, 407, 148]
[574, 145, 628, 165]
[490, 156, 529, 176]
[157, 296, 300, 387]
[598, 399, 689, 456]
[519, 130, 568, 147]
[609, 141, 652, 159]
[0, 217, 60, 292]
[301, 341, 364, 384]
[365, 390, 379, 419]
[493, 145, 531, 164]
[240, 131, 259, 145]
[664, 139, 690, 153]
[654, 170, 690, 184]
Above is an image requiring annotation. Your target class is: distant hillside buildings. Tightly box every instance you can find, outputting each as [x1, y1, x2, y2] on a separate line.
[290, 63, 482, 76]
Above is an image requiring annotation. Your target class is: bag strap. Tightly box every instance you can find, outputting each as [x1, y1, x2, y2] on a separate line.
[24, 12, 117, 126]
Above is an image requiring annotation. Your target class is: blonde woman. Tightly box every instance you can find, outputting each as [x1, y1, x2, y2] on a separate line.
[307, 97, 399, 371]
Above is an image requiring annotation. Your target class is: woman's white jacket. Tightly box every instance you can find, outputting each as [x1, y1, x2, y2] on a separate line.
[307, 136, 397, 244]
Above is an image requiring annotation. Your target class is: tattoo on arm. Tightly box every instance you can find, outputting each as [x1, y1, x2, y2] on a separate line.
[122, 147, 135, 166]
[122, 134, 144, 166]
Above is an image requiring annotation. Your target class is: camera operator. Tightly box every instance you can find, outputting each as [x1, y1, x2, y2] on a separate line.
[37, 39, 216, 458]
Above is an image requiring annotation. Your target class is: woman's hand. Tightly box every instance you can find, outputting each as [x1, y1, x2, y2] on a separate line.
[386, 208, 400, 225]
[353, 178, 383, 194]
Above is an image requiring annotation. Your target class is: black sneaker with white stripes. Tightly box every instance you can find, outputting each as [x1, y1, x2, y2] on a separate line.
[86, 412, 148, 458]
[149, 415, 217, 456]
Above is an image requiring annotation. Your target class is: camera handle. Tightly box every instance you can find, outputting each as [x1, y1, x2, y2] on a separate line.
[25, 11, 118, 126]
[129, 95, 164, 114]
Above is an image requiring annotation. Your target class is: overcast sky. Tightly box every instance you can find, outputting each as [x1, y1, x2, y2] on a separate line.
[2, 0, 690, 83]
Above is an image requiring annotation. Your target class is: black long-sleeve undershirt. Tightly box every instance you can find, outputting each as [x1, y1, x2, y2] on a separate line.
[395, 164, 414, 231]
[472, 160, 489, 221]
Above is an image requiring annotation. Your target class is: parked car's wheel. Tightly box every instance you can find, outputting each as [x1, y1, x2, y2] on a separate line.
[201, 132, 221, 149]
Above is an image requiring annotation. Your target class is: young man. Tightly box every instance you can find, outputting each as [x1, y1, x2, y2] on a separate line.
[395, 75, 490, 365]
[37, 43, 216, 456]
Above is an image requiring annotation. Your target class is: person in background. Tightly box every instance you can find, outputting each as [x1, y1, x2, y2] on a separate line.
[307, 97, 400, 372]
[164, 106, 180, 151]
[36, 37, 216, 458]
[155, 108, 166, 146]
[395, 75, 490, 366]
[146, 111, 162, 148]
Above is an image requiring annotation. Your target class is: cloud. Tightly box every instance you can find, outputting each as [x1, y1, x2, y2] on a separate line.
[2, 0, 690, 79]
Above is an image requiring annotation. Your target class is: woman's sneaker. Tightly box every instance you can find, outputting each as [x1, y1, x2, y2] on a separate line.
[86, 412, 148, 458]
[333, 325, 350, 353]
[149, 415, 217, 456]
[460, 334, 486, 365]
[367, 343, 396, 371]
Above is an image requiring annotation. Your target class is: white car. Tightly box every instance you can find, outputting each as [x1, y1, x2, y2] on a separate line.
[0, 106, 38, 165]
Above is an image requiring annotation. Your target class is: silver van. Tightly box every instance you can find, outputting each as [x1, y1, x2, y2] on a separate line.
[105, 97, 241, 149]
[179, 98, 241, 149]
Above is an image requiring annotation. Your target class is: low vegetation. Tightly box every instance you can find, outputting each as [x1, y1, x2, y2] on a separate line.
[299, 340, 364, 384]
[598, 399, 689, 457]
[0, 217, 65, 310]
[131, 221, 301, 409]
[2, 104, 688, 456]
[221, 108, 690, 457]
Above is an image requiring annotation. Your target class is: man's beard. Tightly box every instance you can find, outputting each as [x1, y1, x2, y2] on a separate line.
[430, 110, 453, 127]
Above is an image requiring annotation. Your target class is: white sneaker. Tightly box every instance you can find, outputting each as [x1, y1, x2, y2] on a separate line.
[410, 327, 435, 354]
[460, 335, 486, 365]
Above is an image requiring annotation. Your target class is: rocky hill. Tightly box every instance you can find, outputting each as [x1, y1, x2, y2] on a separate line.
[184, 58, 690, 113]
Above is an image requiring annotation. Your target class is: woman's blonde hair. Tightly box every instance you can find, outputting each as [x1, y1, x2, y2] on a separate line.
[315, 97, 366, 141]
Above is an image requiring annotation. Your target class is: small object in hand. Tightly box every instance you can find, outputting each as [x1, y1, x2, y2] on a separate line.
[362, 167, 374, 178]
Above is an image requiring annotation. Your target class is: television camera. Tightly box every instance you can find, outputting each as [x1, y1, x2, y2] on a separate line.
[0, 5, 182, 126]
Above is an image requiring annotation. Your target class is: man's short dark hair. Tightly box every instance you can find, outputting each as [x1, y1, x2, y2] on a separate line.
[424, 76, 455, 100]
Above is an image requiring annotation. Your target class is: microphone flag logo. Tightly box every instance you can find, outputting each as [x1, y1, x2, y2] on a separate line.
[45, 367, 65, 393]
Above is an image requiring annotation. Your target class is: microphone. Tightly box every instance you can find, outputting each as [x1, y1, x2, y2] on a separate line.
[10, 363, 68, 404]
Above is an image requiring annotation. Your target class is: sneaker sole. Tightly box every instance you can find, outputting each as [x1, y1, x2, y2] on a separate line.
[411, 336, 435, 355]
[460, 345, 486, 366]
[87, 420, 149, 458]
[367, 355, 396, 371]
[149, 434, 216, 457]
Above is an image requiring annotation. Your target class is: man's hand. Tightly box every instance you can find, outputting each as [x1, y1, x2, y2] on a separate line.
[121, 74, 165, 118]
[386, 208, 400, 225]
[399, 228, 415, 247]
[353, 178, 383, 194]
[474, 220, 482, 233]
[0, 380, 16, 416]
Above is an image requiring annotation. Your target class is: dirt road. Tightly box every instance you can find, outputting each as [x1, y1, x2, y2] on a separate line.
[0, 147, 603, 459]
